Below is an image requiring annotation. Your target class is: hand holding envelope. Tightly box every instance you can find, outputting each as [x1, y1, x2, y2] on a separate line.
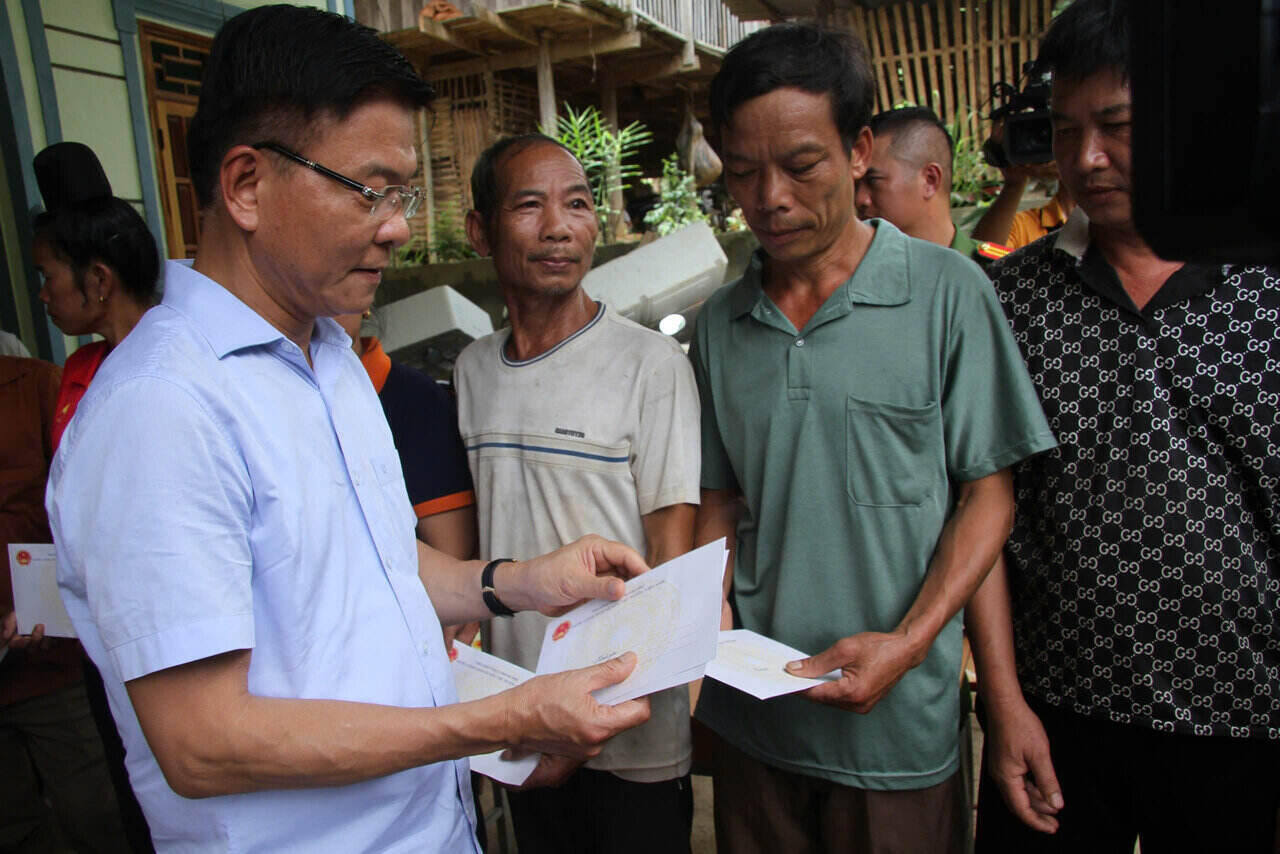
[7, 544, 76, 642]
[455, 539, 843, 787]
[451, 644, 649, 787]
[454, 540, 728, 785]
[534, 539, 728, 705]
[704, 630, 842, 700]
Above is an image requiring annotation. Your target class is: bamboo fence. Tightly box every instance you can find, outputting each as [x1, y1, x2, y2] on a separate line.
[836, 0, 1055, 141]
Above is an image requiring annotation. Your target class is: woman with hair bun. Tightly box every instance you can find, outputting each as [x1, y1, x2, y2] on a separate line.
[21, 141, 158, 852]
[32, 142, 160, 448]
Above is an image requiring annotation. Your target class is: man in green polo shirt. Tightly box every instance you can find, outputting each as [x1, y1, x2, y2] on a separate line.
[855, 106, 1011, 267]
[691, 23, 1056, 853]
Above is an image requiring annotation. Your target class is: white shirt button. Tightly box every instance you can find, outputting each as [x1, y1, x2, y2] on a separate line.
[795, 338, 805, 347]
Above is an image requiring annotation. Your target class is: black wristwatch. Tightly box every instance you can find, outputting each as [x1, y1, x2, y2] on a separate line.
[481, 558, 516, 617]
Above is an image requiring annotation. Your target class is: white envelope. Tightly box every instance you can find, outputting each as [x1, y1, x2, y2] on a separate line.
[704, 629, 841, 700]
[450, 643, 538, 786]
[7, 544, 76, 638]
[534, 539, 726, 705]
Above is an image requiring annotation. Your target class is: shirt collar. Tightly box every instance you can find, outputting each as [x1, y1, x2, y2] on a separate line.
[1051, 209, 1227, 320]
[1040, 194, 1069, 229]
[1053, 206, 1092, 260]
[729, 219, 911, 320]
[360, 336, 392, 392]
[162, 260, 348, 358]
[950, 227, 977, 257]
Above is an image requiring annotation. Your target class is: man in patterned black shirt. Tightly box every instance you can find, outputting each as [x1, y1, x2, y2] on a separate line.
[970, 1, 1280, 851]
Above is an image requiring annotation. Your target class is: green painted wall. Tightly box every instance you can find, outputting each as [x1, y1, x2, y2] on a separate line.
[0, 136, 38, 351]
[43, 0, 117, 38]
[9, 3, 46, 155]
[3, 1, 47, 354]
[46, 29, 125, 76]
[45, 1, 142, 202]
[224, 0, 343, 10]
[52, 70, 142, 201]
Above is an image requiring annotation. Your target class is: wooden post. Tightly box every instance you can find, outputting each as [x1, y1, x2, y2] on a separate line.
[904, 3, 928, 106]
[419, 110, 436, 251]
[890, 4, 913, 105]
[601, 67, 623, 242]
[680, 0, 695, 67]
[537, 32, 557, 134]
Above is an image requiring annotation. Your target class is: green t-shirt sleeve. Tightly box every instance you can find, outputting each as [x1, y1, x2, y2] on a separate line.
[689, 308, 739, 493]
[940, 264, 1057, 482]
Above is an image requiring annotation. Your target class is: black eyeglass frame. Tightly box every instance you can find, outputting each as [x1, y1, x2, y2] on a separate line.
[251, 141, 422, 221]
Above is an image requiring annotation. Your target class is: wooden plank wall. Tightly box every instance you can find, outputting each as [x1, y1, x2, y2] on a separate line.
[414, 73, 539, 240]
[838, 0, 1054, 141]
[353, 0, 429, 32]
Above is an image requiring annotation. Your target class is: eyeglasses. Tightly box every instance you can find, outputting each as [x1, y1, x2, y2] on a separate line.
[252, 141, 423, 222]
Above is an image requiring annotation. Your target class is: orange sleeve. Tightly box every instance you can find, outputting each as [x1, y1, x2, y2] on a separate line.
[414, 490, 475, 519]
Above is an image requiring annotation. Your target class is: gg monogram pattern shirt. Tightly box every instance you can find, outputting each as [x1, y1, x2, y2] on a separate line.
[990, 210, 1280, 740]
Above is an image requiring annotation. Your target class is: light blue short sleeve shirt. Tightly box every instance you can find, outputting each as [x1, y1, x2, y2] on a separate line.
[47, 261, 479, 853]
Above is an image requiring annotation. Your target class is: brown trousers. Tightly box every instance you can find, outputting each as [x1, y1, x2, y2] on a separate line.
[711, 734, 968, 854]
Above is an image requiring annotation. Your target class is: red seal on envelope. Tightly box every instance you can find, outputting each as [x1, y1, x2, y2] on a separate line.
[15, 550, 31, 566]
[552, 621, 571, 641]
[448, 645, 458, 661]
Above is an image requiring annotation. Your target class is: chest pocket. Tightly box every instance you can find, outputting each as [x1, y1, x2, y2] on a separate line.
[846, 395, 939, 507]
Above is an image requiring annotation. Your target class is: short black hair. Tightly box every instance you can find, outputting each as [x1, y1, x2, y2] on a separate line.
[188, 5, 434, 209]
[869, 106, 954, 185]
[709, 22, 875, 152]
[469, 133, 580, 224]
[1035, 0, 1131, 84]
[870, 107, 953, 160]
[33, 199, 160, 307]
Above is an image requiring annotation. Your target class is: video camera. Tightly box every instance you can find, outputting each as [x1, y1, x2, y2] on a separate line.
[981, 63, 1053, 168]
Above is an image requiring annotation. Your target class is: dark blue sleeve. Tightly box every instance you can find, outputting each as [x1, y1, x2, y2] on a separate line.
[377, 362, 474, 517]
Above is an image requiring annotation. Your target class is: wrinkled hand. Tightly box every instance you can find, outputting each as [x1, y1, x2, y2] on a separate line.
[784, 630, 920, 714]
[2, 612, 51, 652]
[443, 622, 481, 649]
[507, 535, 649, 617]
[504, 652, 650, 758]
[984, 696, 1063, 833]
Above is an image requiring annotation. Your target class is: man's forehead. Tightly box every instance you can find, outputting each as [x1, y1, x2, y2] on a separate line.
[307, 101, 419, 173]
[1050, 70, 1132, 112]
[723, 88, 839, 146]
[497, 142, 587, 193]
[869, 132, 897, 160]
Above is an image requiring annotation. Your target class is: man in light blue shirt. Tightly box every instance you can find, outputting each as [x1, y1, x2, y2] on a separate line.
[45, 8, 650, 852]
